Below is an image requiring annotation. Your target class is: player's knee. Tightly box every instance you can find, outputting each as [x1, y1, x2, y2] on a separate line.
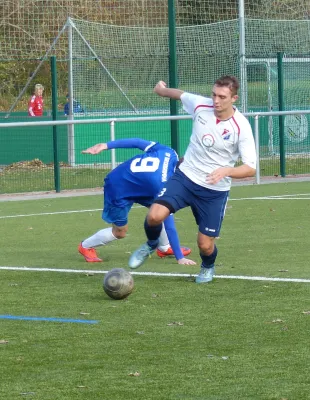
[146, 212, 163, 226]
[112, 226, 127, 239]
[147, 204, 168, 226]
[197, 240, 214, 255]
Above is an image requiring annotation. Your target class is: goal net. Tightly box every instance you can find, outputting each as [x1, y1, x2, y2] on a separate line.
[69, 17, 240, 116]
[246, 56, 310, 155]
[2, 1, 310, 157]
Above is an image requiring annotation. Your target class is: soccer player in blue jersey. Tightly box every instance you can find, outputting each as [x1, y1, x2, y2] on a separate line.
[129, 76, 257, 283]
[78, 138, 196, 266]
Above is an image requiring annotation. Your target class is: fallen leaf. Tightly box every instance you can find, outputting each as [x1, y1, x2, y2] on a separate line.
[302, 311, 310, 315]
[0, 340, 9, 344]
[136, 331, 144, 335]
[272, 319, 284, 323]
[128, 371, 140, 377]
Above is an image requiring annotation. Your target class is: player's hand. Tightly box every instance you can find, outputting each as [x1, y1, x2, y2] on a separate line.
[154, 80, 167, 94]
[206, 167, 231, 184]
[81, 143, 108, 154]
[177, 257, 196, 265]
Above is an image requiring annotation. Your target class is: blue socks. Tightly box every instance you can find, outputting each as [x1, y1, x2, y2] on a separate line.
[144, 218, 162, 250]
[200, 245, 217, 269]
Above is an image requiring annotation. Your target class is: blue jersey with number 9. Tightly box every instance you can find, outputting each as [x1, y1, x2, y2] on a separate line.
[104, 142, 178, 206]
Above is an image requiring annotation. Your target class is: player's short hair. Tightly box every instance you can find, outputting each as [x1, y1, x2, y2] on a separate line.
[214, 76, 239, 96]
[34, 84, 44, 92]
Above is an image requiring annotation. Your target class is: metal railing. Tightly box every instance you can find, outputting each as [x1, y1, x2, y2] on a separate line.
[2, 109, 310, 187]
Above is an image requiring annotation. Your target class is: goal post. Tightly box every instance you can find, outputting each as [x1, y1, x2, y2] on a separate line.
[245, 56, 310, 155]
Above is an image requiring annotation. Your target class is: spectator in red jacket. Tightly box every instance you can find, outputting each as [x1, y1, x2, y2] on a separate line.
[28, 84, 44, 116]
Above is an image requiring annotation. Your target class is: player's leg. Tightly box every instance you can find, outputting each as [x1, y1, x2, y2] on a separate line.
[157, 224, 191, 258]
[79, 224, 120, 262]
[139, 196, 191, 258]
[79, 195, 132, 262]
[192, 188, 229, 283]
[129, 170, 190, 268]
[128, 203, 169, 269]
[195, 233, 217, 283]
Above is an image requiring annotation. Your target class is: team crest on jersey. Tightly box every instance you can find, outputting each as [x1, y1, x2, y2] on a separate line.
[202, 134, 215, 148]
[222, 129, 231, 140]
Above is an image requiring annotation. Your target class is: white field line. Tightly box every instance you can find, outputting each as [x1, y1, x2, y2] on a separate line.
[0, 266, 309, 283]
[1, 194, 310, 219]
[0, 209, 102, 219]
[232, 197, 310, 201]
[230, 193, 310, 201]
[0, 206, 143, 219]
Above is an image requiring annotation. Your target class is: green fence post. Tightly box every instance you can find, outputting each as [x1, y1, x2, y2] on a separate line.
[277, 52, 286, 177]
[168, 0, 179, 154]
[51, 55, 60, 192]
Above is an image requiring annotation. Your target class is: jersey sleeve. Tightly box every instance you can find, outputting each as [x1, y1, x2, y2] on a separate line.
[163, 214, 183, 260]
[238, 119, 257, 169]
[180, 92, 212, 117]
[107, 138, 156, 152]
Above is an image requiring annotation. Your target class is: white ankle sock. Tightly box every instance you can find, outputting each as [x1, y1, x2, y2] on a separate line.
[157, 226, 170, 252]
[82, 227, 117, 248]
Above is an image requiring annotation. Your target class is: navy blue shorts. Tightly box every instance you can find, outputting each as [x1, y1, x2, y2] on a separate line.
[102, 187, 153, 227]
[154, 169, 229, 237]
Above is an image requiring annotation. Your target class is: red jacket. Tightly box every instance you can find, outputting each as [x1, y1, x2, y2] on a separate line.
[28, 95, 44, 116]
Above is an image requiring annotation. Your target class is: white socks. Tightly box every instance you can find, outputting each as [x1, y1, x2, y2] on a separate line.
[157, 225, 170, 252]
[82, 227, 117, 248]
[81, 225, 171, 251]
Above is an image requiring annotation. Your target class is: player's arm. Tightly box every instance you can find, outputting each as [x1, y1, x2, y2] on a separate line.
[28, 97, 36, 116]
[154, 81, 184, 100]
[163, 215, 196, 265]
[207, 164, 256, 184]
[207, 125, 257, 184]
[81, 138, 155, 155]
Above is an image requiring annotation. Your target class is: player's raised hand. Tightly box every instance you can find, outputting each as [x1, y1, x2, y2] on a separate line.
[81, 143, 108, 154]
[154, 80, 167, 94]
[154, 81, 184, 100]
[177, 257, 196, 265]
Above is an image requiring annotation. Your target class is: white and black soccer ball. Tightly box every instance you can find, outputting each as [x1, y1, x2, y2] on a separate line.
[103, 268, 134, 300]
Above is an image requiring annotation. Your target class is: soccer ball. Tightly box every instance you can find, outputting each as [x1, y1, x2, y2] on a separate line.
[103, 268, 134, 300]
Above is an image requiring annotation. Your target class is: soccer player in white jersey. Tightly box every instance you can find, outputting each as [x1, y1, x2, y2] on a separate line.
[129, 76, 257, 283]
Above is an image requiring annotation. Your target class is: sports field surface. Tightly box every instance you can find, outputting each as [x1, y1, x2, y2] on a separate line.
[1, 181, 309, 399]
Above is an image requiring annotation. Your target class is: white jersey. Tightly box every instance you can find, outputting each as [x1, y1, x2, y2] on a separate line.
[179, 92, 257, 191]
